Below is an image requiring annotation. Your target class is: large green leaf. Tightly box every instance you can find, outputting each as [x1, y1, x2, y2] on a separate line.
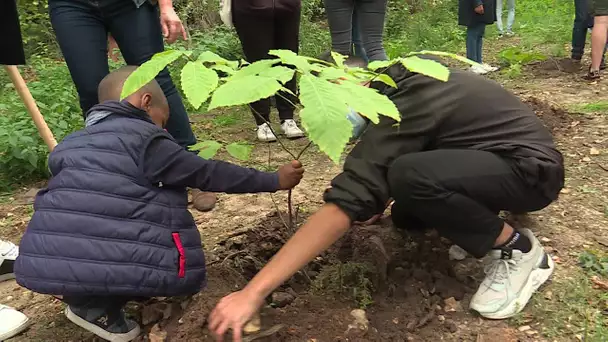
[339, 82, 400, 123]
[197, 51, 238, 69]
[400, 56, 450, 82]
[181, 61, 219, 109]
[298, 74, 352, 164]
[367, 60, 394, 70]
[190, 140, 222, 159]
[376, 74, 398, 88]
[232, 59, 280, 79]
[121, 50, 183, 99]
[269, 50, 311, 72]
[226, 143, 253, 161]
[412, 50, 474, 65]
[208, 75, 282, 110]
[331, 51, 346, 68]
[258, 66, 295, 84]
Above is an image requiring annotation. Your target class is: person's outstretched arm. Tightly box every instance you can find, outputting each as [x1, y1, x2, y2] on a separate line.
[143, 136, 303, 193]
[208, 203, 351, 342]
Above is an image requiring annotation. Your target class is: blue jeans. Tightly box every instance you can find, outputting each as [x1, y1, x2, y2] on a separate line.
[48, 0, 196, 148]
[496, 0, 515, 34]
[324, 0, 388, 61]
[351, 7, 368, 62]
[466, 23, 486, 63]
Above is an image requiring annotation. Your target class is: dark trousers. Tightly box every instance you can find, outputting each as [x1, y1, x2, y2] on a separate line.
[48, 0, 196, 148]
[387, 150, 553, 258]
[572, 0, 608, 61]
[324, 0, 388, 61]
[231, 3, 300, 126]
[466, 23, 486, 63]
[63, 295, 137, 311]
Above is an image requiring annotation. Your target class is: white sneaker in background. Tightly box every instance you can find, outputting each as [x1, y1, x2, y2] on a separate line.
[256, 122, 277, 142]
[469, 229, 554, 319]
[0, 305, 30, 340]
[470, 65, 489, 75]
[280, 119, 305, 139]
[482, 63, 499, 72]
[0, 240, 18, 282]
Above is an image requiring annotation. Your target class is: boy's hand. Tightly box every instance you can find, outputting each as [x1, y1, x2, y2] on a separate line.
[474, 4, 484, 14]
[277, 160, 304, 190]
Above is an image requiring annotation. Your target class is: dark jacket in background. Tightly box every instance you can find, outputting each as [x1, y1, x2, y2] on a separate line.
[233, 0, 301, 13]
[324, 66, 564, 222]
[15, 103, 280, 297]
[1, 0, 26, 65]
[458, 0, 497, 27]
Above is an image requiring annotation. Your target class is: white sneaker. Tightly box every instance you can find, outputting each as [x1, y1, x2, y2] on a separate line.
[256, 123, 277, 142]
[0, 240, 18, 282]
[470, 65, 489, 75]
[482, 63, 499, 72]
[470, 229, 554, 319]
[0, 305, 30, 340]
[280, 119, 305, 139]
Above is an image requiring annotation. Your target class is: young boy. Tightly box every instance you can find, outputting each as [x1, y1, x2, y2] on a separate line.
[459, 0, 499, 74]
[208, 59, 564, 341]
[14, 66, 304, 342]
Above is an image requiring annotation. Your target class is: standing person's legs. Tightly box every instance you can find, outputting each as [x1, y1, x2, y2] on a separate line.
[466, 25, 480, 63]
[232, 5, 279, 141]
[387, 149, 555, 319]
[351, 7, 368, 61]
[356, 0, 388, 61]
[477, 24, 486, 63]
[323, 0, 355, 56]
[572, 0, 589, 61]
[106, 1, 196, 148]
[63, 295, 140, 341]
[274, 6, 305, 139]
[496, 0, 504, 34]
[506, 0, 516, 33]
[48, 0, 109, 117]
[588, 15, 608, 77]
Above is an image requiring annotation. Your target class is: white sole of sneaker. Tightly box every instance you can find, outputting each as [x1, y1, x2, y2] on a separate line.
[284, 133, 305, 139]
[0, 316, 29, 340]
[0, 273, 16, 282]
[479, 255, 555, 320]
[65, 307, 141, 342]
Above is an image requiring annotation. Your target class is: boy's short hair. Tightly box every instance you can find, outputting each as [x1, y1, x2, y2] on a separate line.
[98, 65, 165, 106]
[318, 51, 369, 69]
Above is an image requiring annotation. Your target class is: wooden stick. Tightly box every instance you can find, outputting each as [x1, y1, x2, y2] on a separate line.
[4, 65, 57, 151]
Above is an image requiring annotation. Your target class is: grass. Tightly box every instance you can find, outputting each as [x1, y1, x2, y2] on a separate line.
[519, 250, 608, 340]
[571, 101, 608, 114]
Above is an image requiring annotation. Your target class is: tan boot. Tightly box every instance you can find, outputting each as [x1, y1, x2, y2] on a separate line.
[191, 189, 217, 212]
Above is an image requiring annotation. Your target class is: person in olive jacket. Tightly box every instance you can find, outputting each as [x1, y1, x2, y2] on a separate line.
[232, 0, 305, 142]
[459, 0, 499, 74]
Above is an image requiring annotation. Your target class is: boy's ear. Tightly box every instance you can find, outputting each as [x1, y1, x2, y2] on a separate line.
[141, 93, 152, 111]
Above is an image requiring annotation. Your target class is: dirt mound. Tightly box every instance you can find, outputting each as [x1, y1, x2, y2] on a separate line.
[147, 213, 495, 341]
[524, 96, 573, 133]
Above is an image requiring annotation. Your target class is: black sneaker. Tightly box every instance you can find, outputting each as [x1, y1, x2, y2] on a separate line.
[65, 304, 140, 342]
[0, 240, 18, 282]
[584, 69, 601, 80]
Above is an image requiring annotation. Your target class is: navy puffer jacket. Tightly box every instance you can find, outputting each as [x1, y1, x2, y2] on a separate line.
[15, 114, 206, 297]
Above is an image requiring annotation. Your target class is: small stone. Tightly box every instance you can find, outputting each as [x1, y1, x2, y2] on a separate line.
[525, 330, 538, 336]
[148, 324, 167, 342]
[142, 303, 164, 325]
[392, 318, 399, 324]
[243, 314, 261, 334]
[590, 147, 600, 155]
[544, 291, 553, 300]
[560, 188, 571, 194]
[438, 315, 445, 322]
[518, 325, 531, 332]
[443, 297, 463, 312]
[445, 319, 458, 333]
[583, 157, 591, 162]
[271, 291, 295, 308]
[448, 245, 468, 261]
[540, 237, 551, 243]
[178, 318, 184, 324]
[345, 309, 369, 336]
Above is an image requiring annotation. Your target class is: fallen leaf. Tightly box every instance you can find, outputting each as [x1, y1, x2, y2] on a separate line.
[591, 276, 608, 291]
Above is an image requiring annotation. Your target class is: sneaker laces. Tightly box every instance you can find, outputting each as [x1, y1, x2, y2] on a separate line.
[480, 254, 521, 293]
[259, 123, 273, 135]
[283, 120, 299, 130]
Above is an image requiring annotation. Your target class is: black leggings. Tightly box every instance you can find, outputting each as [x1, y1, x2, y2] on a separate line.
[387, 149, 553, 258]
[231, 4, 300, 125]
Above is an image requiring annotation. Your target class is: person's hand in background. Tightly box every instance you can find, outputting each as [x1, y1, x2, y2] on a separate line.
[158, 0, 187, 43]
[277, 160, 304, 190]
